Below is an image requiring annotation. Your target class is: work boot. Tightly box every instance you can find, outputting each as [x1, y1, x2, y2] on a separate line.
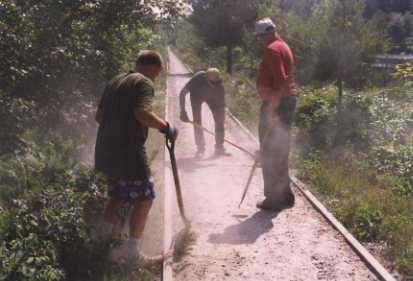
[195, 147, 205, 158]
[256, 199, 280, 211]
[214, 145, 231, 156]
[256, 193, 295, 211]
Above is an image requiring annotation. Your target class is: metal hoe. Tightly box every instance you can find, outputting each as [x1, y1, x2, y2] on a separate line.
[165, 136, 190, 227]
[238, 157, 260, 207]
[238, 121, 279, 208]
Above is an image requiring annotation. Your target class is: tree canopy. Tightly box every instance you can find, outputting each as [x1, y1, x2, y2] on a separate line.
[0, 0, 181, 154]
[188, 0, 262, 74]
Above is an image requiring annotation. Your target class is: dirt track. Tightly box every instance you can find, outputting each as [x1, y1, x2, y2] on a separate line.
[165, 49, 378, 281]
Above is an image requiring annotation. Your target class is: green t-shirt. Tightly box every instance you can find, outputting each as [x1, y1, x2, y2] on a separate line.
[94, 71, 154, 180]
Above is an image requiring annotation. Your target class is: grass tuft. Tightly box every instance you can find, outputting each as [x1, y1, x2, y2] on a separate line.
[297, 157, 413, 275]
[173, 226, 196, 262]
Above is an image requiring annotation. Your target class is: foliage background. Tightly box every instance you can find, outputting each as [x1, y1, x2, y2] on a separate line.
[172, 0, 413, 276]
[0, 0, 182, 280]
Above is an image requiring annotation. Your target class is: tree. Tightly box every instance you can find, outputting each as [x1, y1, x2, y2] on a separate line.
[188, 0, 261, 74]
[307, 0, 390, 142]
[309, 0, 390, 85]
[365, 0, 413, 51]
[0, 0, 181, 153]
[278, 0, 320, 18]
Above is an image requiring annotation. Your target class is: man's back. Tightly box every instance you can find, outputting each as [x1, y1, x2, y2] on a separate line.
[95, 71, 154, 180]
[186, 71, 225, 106]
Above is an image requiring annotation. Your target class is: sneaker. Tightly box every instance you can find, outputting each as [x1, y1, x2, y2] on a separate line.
[111, 241, 164, 266]
[138, 252, 164, 266]
[195, 147, 205, 157]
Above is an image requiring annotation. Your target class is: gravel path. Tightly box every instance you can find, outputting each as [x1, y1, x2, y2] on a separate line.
[165, 49, 378, 281]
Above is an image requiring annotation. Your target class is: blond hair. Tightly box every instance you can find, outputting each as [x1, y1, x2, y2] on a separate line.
[206, 68, 221, 82]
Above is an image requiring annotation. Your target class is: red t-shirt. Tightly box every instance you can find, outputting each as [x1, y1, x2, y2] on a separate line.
[256, 36, 297, 103]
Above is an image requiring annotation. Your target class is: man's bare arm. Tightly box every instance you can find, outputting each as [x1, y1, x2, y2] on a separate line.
[179, 86, 189, 113]
[95, 106, 104, 124]
[134, 107, 167, 130]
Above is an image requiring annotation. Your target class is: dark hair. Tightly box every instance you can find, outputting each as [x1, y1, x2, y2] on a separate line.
[135, 50, 163, 67]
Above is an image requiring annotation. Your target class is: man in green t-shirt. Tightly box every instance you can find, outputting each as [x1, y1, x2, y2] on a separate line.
[95, 50, 177, 263]
[179, 68, 227, 156]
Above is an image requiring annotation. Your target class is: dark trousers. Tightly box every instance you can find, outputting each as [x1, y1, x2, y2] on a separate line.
[258, 96, 297, 205]
[191, 99, 225, 150]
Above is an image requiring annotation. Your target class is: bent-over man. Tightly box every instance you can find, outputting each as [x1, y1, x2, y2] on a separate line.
[179, 68, 227, 156]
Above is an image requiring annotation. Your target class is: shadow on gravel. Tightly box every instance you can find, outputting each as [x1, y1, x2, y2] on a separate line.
[207, 211, 279, 245]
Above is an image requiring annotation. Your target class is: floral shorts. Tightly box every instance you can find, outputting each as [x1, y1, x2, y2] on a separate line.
[108, 178, 155, 203]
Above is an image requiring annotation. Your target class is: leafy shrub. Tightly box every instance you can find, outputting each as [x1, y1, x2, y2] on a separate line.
[173, 4, 412, 275]
[0, 91, 37, 155]
[298, 155, 413, 274]
[0, 141, 112, 281]
[334, 203, 384, 242]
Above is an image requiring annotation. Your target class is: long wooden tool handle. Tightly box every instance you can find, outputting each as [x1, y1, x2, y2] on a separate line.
[169, 149, 187, 220]
[166, 138, 189, 226]
[238, 158, 259, 208]
[188, 121, 255, 159]
[238, 119, 279, 207]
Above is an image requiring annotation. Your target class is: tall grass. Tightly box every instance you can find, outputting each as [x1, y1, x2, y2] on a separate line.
[298, 156, 413, 274]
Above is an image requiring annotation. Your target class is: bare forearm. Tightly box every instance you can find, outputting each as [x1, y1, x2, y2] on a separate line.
[134, 108, 167, 130]
[95, 107, 104, 124]
[179, 87, 188, 112]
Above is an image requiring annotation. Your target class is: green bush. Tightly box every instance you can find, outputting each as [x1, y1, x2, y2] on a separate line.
[334, 203, 384, 242]
[0, 139, 118, 281]
[173, 4, 413, 275]
[298, 155, 413, 274]
[0, 91, 37, 155]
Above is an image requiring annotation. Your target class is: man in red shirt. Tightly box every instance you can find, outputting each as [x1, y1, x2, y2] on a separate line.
[255, 18, 297, 211]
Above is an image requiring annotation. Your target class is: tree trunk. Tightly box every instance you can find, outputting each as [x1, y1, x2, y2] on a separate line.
[337, 77, 343, 120]
[334, 77, 343, 146]
[226, 45, 233, 75]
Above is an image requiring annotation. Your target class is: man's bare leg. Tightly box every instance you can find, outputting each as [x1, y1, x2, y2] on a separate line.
[110, 199, 153, 262]
[99, 197, 122, 239]
[125, 200, 158, 263]
[129, 199, 153, 239]
[104, 197, 123, 225]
